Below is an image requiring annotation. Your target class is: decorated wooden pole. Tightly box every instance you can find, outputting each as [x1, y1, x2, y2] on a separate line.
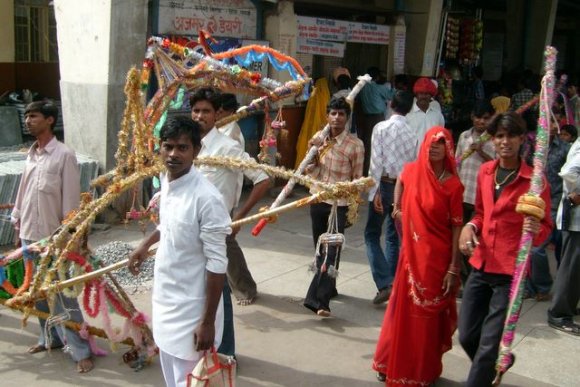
[492, 46, 557, 386]
[251, 74, 372, 236]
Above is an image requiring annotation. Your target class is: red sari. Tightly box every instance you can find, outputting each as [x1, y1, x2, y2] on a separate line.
[373, 127, 464, 386]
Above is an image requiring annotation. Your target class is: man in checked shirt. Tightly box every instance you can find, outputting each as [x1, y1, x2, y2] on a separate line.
[303, 96, 364, 317]
[364, 90, 416, 304]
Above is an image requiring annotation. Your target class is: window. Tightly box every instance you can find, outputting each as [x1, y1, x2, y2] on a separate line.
[14, 0, 58, 62]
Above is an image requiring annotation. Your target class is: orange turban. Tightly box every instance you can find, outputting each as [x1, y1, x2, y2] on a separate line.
[413, 77, 438, 96]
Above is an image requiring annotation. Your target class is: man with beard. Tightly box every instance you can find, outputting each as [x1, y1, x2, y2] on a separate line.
[406, 77, 445, 155]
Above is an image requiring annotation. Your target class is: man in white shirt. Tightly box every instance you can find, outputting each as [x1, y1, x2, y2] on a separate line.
[189, 87, 271, 356]
[365, 90, 416, 304]
[129, 116, 231, 387]
[406, 77, 445, 155]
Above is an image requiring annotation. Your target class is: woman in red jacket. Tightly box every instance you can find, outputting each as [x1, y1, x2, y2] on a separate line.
[458, 112, 552, 386]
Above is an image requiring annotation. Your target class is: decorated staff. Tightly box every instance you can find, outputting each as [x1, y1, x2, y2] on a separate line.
[251, 74, 372, 236]
[493, 46, 558, 385]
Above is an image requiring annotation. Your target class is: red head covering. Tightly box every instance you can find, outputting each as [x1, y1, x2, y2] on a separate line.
[413, 77, 438, 96]
[415, 126, 457, 182]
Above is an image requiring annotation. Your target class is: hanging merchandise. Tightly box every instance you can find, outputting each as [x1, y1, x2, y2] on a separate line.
[445, 17, 460, 60]
[258, 105, 283, 166]
[458, 18, 483, 65]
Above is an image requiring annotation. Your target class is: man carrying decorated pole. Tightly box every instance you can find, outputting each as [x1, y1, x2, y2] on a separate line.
[457, 112, 552, 386]
[303, 96, 365, 317]
[128, 116, 231, 387]
[251, 74, 371, 236]
[189, 87, 270, 360]
[10, 101, 94, 373]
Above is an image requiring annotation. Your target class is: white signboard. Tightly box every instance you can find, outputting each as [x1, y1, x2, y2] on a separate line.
[297, 37, 345, 58]
[158, 0, 257, 39]
[297, 16, 389, 46]
[347, 22, 390, 45]
[297, 16, 348, 41]
[392, 29, 406, 74]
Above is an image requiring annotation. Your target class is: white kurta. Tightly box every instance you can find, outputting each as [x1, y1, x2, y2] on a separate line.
[198, 127, 269, 211]
[153, 167, 231, 361]
[406, 101, 445, 155]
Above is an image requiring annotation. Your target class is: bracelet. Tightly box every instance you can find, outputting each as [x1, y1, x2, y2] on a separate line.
[447, 270, 458, 276]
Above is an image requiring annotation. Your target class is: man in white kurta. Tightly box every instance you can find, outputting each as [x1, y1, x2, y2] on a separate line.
[129, 116, 231, 387]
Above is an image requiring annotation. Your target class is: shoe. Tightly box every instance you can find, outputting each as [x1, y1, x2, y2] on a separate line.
[548, 320, 580, 336]
[376, 372, 386, 382]
[317, 309, 331, 317]
[535, 293, 552, 302]
[372, 288, 391, 304]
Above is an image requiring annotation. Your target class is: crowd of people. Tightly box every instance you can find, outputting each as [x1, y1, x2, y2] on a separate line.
[4, 66, 580, 386]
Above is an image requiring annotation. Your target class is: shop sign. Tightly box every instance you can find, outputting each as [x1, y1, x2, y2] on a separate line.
[297, 16, 348, 42]
[158, 0, 257, 39]
[297, 37, 345, 58]
[297, 16, 389, 45]
[347, 22, 390, 45]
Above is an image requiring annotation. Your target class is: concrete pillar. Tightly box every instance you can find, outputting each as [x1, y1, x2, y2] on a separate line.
[403, 0, 444, 76]
[0, 0, 15, 62]
[54, 0, 148, 171]
[525, 0, 558, 72]
[264, 0, 298, 88]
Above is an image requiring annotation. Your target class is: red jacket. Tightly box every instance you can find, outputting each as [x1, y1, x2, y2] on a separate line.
[469, 160, 552, 275]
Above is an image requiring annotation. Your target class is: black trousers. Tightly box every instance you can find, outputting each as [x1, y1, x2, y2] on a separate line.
[304, 203, 347, 313]
[458, 269, 512, 387]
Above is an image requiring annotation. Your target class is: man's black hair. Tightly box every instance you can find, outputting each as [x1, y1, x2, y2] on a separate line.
[390, 90, 414, 115]
[25, 100, 58, 131]
[394, 74, 409, 89]
[561, 124, 578, 141]
[159, 116, 202, 148]
[367, 66, 380, 80]
[472, 100, 494, 117]
[189, 87, 221, 111]
[336, 74, 351, 90]
[219, 93, 239, 112]
[487, 112, 526, 137]
[327, 96, 351, 117]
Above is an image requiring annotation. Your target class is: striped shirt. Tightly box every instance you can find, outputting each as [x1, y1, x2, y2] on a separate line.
[455, 128, 496, 205]
[367, 114, 416, 199]
[308, 128, 364, 206]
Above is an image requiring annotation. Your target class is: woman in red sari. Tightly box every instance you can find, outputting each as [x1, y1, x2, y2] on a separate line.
[373, 126, 464, 386]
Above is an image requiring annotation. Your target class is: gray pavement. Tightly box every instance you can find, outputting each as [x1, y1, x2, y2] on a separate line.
[1, 187, 578, 386]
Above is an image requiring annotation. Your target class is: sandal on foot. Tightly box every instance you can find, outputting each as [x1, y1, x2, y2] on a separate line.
[317, 309, 331, 317]
[28, 343, 63, 354]
[549, 320, 580, 336]
[77, 357, 94, 373]
[376, 372, 386, 382]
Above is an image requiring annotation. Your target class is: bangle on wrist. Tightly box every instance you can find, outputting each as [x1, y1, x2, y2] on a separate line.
[447, 270, 458, 276]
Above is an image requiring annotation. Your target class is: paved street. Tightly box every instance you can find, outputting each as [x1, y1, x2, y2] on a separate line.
[0, 188, 578, 386]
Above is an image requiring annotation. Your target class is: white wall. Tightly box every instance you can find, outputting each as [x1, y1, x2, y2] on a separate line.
[54, 0, 148, 170]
